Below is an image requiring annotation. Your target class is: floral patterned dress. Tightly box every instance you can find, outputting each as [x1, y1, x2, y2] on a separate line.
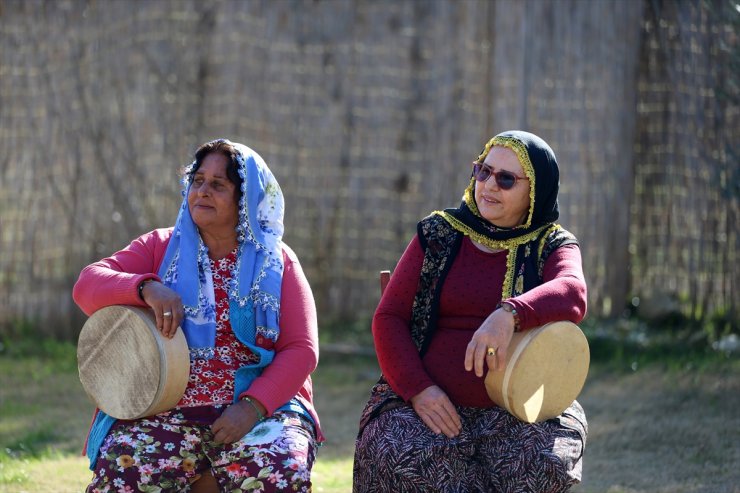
[86, 250, 317, 493]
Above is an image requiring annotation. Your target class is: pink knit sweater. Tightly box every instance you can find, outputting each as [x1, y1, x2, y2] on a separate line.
[73, 228, 323, 441]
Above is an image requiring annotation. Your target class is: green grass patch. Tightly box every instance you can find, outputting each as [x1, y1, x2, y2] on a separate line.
[0, 453, 91, 492]
[0, 334, 78, 374]
[312, 456, 354, 492]
[319, 316, 374, 348]
[0, 335, 373, 491]
[2, 425, 62, 459]
[582, 318, 739, 375]
[1, 328, 736, 492]
[0, 453, 353, 493]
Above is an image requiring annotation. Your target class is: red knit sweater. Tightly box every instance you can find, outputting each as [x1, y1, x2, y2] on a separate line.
[373, 235, 587, 408]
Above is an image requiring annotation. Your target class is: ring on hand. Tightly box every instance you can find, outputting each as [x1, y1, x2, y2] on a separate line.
[163, 311, 173, 318]
[487, 347, 497, 357]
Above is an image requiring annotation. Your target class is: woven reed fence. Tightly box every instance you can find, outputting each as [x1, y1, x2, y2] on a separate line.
[0, 0, 736, 339]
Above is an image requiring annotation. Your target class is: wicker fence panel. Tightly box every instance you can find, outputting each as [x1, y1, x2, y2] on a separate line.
[631, 0, 738, 325]
[0, 0, 735, 338]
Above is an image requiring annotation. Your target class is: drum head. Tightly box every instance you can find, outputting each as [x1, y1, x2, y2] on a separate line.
[485, 321, 589, 423]
[77, 305, 189, 419]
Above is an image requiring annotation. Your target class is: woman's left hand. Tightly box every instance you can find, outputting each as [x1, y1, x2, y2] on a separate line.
[464, 307, 516, 377]
[211, 400, 262, 444]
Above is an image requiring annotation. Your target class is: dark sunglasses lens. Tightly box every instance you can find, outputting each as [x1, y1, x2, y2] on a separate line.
[495, 171, 517, 190]
[473, 164, 490, 182]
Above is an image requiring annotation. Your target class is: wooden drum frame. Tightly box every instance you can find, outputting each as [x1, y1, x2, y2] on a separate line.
[484, 321, 589, 423]
[77, 305, 190, 420]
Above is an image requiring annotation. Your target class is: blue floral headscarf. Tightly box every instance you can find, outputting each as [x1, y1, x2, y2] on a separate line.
[157, 139, 285, 380]
[86, 139, 287, 469]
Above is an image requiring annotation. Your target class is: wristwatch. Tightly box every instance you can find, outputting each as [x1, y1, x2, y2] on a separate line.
[138, 279, 153, 301]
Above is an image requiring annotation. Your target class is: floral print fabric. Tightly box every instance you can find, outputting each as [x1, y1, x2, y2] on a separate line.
[86, 406, 316, 492]
[179, 249, 258, 407]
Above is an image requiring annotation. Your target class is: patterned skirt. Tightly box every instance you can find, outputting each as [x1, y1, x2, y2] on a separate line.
[86, 406, 317, 492]
[353, 401, 586, 493]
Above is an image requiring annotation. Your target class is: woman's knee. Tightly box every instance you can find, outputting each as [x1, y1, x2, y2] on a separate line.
[213, 416, 317, 491]
[213, 458, 313, 492]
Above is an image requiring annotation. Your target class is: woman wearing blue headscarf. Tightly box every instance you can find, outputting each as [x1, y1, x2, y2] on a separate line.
[74, 139, 322, 491]
[354, 131, 588, 492]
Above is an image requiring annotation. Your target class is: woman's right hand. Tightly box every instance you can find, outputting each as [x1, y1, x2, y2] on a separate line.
[410, 385, 462, 438]
[139, 281, 184, 339]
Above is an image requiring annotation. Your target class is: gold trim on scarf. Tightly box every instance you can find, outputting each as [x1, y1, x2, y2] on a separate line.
[474, 135, 537, 229]
[440, 133, 560, 300]
[538, 224, 560, 259]
[433, 210, 554, 299]
[434, 211, 552, 251]
[502, 243, 517, 300]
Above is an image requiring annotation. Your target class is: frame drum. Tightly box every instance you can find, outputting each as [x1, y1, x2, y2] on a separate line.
[484, 321, 589, 423]
[77, 305, 189, 420]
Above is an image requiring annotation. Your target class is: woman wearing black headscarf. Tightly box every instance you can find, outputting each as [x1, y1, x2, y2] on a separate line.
[353, 131, 588, 492]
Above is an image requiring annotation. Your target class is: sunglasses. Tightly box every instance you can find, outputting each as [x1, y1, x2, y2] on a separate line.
[472, 162, 529, 190]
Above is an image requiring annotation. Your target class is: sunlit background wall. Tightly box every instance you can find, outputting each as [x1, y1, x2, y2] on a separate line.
[0, 0, 736, 340]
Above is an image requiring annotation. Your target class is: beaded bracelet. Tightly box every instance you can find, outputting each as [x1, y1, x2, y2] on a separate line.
[499, 301, 521, 332]
[242, 396, 265, 422]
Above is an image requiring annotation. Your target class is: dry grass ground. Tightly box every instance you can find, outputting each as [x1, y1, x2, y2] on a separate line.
[572, 366, 740, 493]
[1, 343, 738, 492]
[316, 353, 740, 493]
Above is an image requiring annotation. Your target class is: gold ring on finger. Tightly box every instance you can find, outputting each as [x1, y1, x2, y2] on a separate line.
[487, 347, 497, 357]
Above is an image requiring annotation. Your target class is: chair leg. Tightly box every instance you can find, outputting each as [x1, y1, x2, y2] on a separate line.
[380, 270, 391, 295]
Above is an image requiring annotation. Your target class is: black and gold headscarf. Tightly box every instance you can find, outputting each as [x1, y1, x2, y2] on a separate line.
[439, 130, 560, 243]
